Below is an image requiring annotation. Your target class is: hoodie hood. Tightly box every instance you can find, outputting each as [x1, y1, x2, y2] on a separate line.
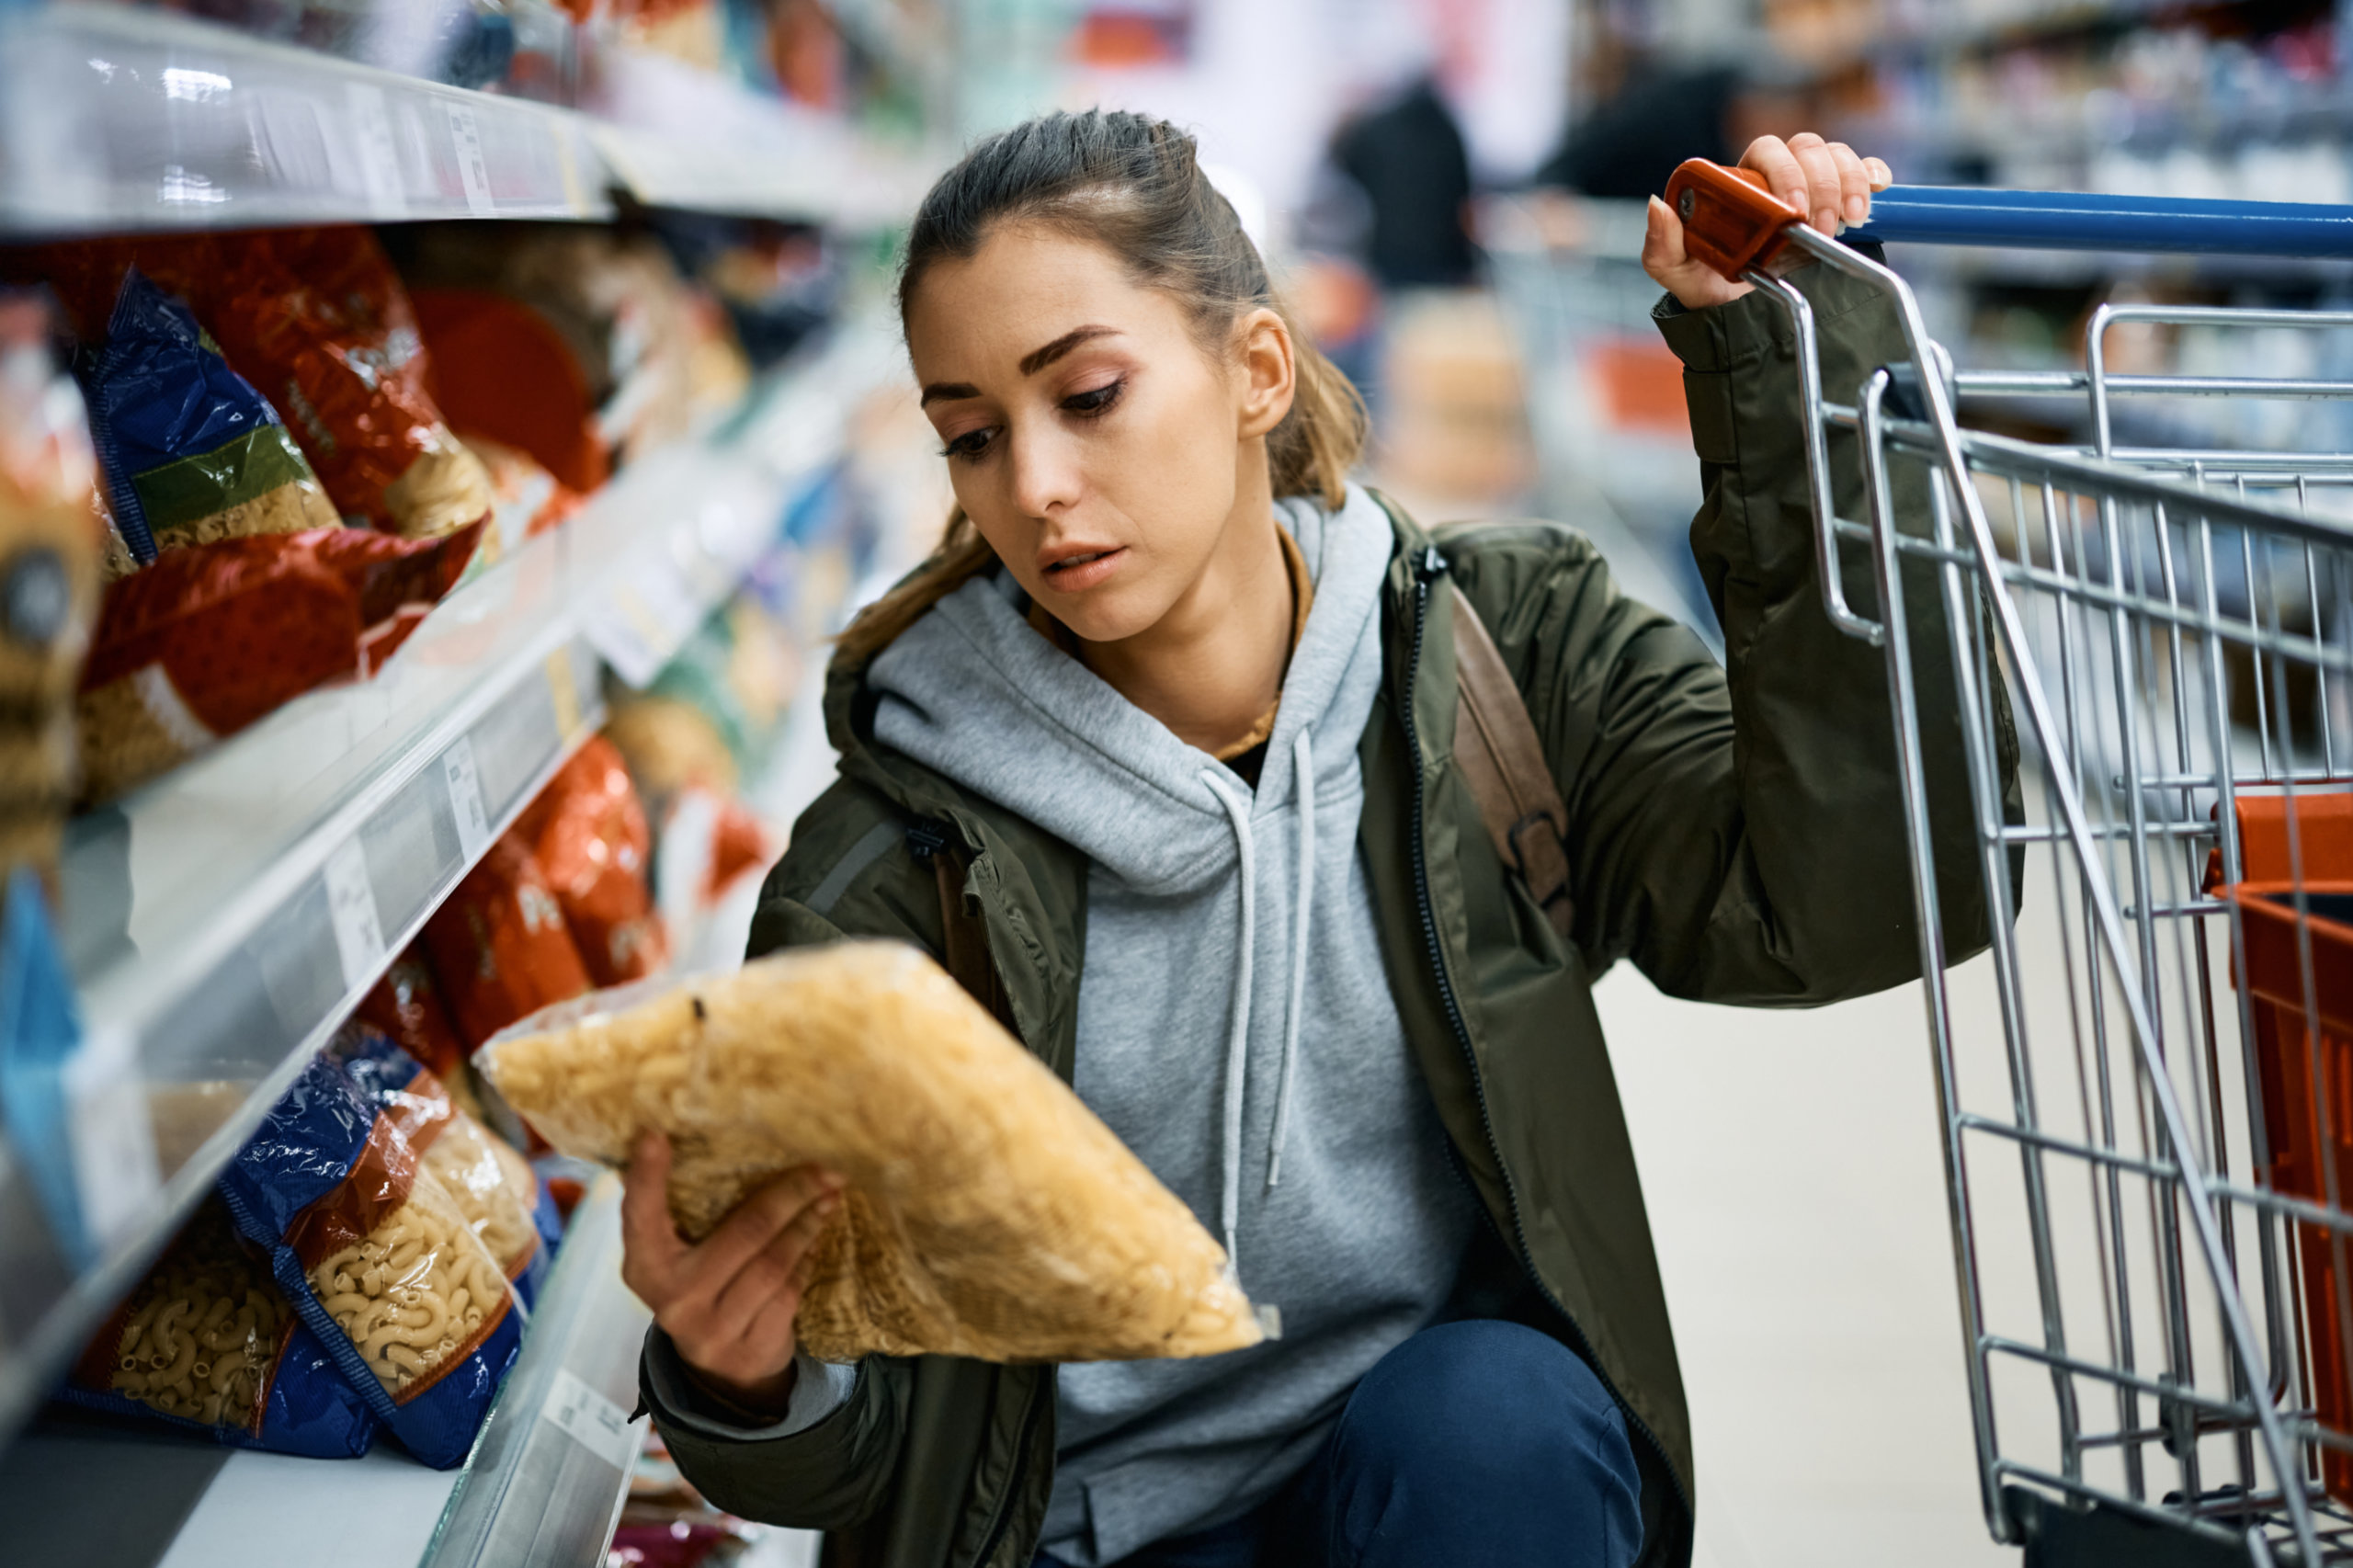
[865, 484, 1395, 900]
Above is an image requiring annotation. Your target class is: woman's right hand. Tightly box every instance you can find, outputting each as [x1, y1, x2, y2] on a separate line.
[620, 1130, 844, 1418]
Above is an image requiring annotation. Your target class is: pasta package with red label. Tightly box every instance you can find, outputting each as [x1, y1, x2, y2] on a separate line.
[74, 521, 483, 801]
[218, 1052, 521, 1469]
[421, 831, 592, 1051]
[356, 949, 469, 1081]
[333, 1024, 559, 1305]
[199, 229, 493, 540]
[61, 1198, 379, 1458]
[514, 735, 667, 986]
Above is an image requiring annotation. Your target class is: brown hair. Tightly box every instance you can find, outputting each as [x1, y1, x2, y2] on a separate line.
[837, 109, 1368, 663]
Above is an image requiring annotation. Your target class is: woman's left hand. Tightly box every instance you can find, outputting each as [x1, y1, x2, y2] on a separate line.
[1643, 132, 1893, 312]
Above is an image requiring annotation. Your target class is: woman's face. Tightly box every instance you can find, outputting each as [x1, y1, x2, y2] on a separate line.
[904, 224, 1293, 644]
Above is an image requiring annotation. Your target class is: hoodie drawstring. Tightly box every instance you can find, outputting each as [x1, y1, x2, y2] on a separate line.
[1199, 770, 1256, 1278]
[1267, 730, 1313, 1192]
[1199, 733, 1318, 1284]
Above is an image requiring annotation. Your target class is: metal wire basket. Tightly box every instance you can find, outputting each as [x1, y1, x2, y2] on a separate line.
[1665, 163, 2353, 1566]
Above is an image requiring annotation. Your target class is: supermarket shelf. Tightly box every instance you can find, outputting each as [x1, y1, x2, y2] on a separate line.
[0, 318, 900, 1460]
[0, 3, 934, 234]
[422, 1173, 651, 1568]
[0, 1175, 650, 1568]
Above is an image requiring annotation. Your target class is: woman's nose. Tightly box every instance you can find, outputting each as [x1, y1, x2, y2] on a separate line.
[1006, 425, 1083, 519]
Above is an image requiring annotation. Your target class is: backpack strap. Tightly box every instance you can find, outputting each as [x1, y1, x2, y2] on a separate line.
[1448, 584, 1575, 940]
[907, 818, 1017, 1032]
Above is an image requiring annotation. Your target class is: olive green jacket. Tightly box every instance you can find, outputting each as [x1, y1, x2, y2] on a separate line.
[642, 261, 2020, 1568]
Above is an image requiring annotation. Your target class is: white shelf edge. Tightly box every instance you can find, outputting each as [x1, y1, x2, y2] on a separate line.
[0, 3, 931, 234]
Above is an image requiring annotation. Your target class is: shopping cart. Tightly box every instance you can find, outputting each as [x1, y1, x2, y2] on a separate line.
[1665, 162, 2353, 1565]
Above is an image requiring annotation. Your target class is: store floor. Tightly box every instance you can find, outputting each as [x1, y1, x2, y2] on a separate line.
[1602, 958, 2015, 1566]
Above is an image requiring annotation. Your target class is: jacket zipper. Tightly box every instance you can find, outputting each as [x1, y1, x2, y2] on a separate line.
[1397, 544, 1691, 1530]
[969, 1365, 1050, 1568]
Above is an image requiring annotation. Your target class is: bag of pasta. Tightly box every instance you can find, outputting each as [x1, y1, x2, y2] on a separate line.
[420, 830, 592, 1051]
[512, 735, 666, 986]
[480, 942, 1264, 1364]
[60, 1198, 378, 1458]
[218, 1052, 521, 1469]
[332, 1023, 557, 1305]
[75, 269, 338, 576]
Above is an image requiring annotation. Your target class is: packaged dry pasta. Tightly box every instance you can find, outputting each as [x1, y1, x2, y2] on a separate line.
[218, 1052, 521, 1469]
[61, 1198, 379, 1458]
[481, 943, 1264, 1364]
[332, 1023, 559, 1305]
[356, 949, 469, 1080]
[74, 520, 483, 802]
[75, 269, 338, 575]
[513, 736, 667, 987]
[420, 831, 593, 1051]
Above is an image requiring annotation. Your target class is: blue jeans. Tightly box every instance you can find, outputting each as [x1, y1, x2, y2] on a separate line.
[1035, 1320, 1644, 1568]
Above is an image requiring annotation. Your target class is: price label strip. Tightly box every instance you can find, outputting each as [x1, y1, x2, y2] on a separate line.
[322, 838, 387, 992]
[343, 82, 404, 218]
[541, 1368, 642, 1471]
[442, 736, 492, 861]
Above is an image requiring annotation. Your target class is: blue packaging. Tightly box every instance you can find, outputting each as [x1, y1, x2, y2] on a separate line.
[219, 1052, 522, 1470]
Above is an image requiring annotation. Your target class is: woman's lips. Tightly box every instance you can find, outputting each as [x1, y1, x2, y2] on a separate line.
[1038, 545, 1127, 593]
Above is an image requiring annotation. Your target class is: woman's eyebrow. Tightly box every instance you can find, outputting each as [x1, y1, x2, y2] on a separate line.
[1019, 325, 1120, 376]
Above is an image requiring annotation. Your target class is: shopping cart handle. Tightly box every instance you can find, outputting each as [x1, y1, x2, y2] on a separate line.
[1663, 159, 1808, 278]
[1847, 185, 2353, 258]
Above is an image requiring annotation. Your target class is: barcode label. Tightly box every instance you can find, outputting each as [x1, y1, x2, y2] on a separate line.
[323, 839, 386, 990]
[542, 1369, 642, 1471]
[445, 103, 494, 215]
[443, 737, 491, 860]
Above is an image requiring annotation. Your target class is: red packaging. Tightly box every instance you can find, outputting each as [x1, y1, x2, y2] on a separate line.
[356, 951, 470, 1081]
[9, 231, 492, 540]
[421, 833, 593, 1051]
[413, 290, 609, 495]
[74, 522, 483, 802]
[514, 736, 668, 986]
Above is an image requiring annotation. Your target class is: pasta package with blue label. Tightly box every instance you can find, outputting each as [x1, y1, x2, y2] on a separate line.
[62, 1198, 378, 1458]
[481, 942, 1262, 1364]
[220, 1053, 521, 1469]
[332, 1023, 558, 1305]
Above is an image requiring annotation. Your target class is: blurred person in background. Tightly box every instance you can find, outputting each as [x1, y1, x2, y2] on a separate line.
[618, 108, 2011, 1568]
[1538, 62, 1813, 201]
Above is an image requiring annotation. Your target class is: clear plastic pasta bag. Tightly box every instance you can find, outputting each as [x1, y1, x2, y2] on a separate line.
[480, 941, 1263, 1364]
[333, 1024, 557, 1305]
[60, 1198, 379, 1457]
[220, 1052, 522, 1469]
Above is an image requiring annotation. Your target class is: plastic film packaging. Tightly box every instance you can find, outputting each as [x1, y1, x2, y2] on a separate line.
[481, 943, 1263, 1364]
[74, 520, 483, 802]
[357, 949, 469, 1081]
[420, 831, 594, 1051]
[219, 1053, 521, 1469]
[514, 735, 667, 986]
[75, 270, 337, 576]
[333, 1024, 557, 1304]
[62, 1198, 379, 1458]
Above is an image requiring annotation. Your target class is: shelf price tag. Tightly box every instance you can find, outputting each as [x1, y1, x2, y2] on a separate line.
[442, 736, 492, 861]
[343, 83, 404, 218]
[323, 839, 387, 992]
[444, 103, 495, 216]
[545, 649, 583, 738]
[63, 1025, 161, 1255]
[542, 1368, 642, 1471]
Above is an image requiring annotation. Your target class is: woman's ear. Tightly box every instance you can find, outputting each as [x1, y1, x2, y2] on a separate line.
[1234, 308, 1296, 440]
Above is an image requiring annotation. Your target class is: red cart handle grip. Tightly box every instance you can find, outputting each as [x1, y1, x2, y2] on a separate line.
[1663, 159, 1807, 278]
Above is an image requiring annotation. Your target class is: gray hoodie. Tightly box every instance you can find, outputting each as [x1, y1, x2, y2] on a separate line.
[864, 484, 1478, 1564]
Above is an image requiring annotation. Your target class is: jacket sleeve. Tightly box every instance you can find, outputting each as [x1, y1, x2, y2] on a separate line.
[1460, 257, 2018, 1006]
[635, 783, 939, 1528]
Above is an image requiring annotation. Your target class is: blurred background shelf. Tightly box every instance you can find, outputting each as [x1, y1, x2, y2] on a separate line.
[0, 3, 938, 234]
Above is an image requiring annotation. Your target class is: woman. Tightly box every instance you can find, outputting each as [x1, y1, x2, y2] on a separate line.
[620, 111, 2013, 1568]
